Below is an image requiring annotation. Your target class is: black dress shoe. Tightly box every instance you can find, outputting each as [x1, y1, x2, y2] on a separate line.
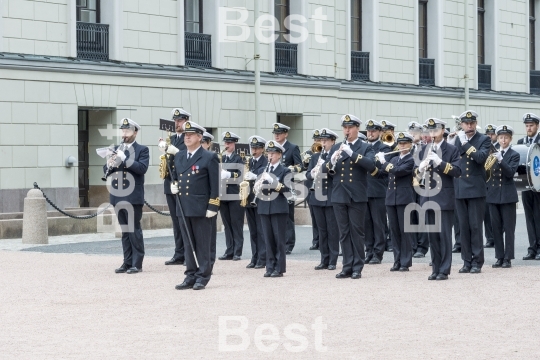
[219, 255, 233, 260]
[470, 266, 481, 274]
[458, 266, 471, 273]
[175, 281, 194, 290]
[309, 245, 319, 250]
[390, 262, 400, 272]
[351, 272, 361, 279]
[502, 259, 512, 268]
[314, 264, 328, 270]
[369, 257, 381, 265]
[126, 267, 142, 274]
[398, 266, 409, 272]
[428, 273, 438, 280]
[523, 253, 536, 260]
[335, 272, 351, 279]
[327, 265, 336, 270]
[115, 264, 130, 273]
[436, 274, 448, 280]
[254, 264, 265, 269]
[535, 254, 540, 260]
[270, 271, 283, 277]
[285, 250, 292, 255]
[193, 283, 206, 290]
[246, 263, 256, 269]
[429, 262, 432, 266]
[484, 242, 494, 248]
[338, 252, 343, 256]
[386, 246, 393, 252]
[165, 258, 184, 265]
[452, 247, 461, 253]
[365, 254, 373, 263]
[492, 259, 503, 268]
[233, 256, 241, 261]
[263, 272, 272, 277]
[413, 251, 425, 258]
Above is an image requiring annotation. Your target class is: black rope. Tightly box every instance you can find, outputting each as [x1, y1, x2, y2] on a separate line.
[144, 200, 171, 216]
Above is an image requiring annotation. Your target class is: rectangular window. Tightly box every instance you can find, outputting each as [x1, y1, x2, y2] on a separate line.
[478, 0, 485, 64]
[419, 0, 428, 58]
[351, 0, 362, 51]
[531, 0, 536, 70]
[185, 0, 203, 34]
[275, 0, 290, 43]
[76, 0, 99, 23]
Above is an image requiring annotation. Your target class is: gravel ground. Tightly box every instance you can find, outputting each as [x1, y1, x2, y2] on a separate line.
[1, 250, 540, 359]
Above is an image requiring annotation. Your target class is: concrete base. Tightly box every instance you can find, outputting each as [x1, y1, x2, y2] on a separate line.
[22, 189, 48, 244]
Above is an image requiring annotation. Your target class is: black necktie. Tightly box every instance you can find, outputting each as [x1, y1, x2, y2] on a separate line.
[348, 142, 353, 147]
[529, 138, 533, 145]
[322, 152, 327, 160]
[270, 166, 274, 173]
[501, 150, 505, 157]
[187, 153, 192, 161]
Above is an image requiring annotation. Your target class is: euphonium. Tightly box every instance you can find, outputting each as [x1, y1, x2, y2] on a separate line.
[159, 132, 172, 179]
[239, 150, 251, 207]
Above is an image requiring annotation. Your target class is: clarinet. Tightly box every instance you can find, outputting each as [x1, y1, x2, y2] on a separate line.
[328, 135, 349, 175]
[102, 140, 126, 181]
[251, 163, 271, 206]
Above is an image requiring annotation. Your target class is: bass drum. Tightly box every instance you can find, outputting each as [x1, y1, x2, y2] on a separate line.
[513, 144, 530, 191]
[527, 143, 540, 192]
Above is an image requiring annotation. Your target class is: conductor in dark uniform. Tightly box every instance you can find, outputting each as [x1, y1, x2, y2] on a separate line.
[518, 113, 540, 260]
[255, 141, 291, 277]
[483, 124, 498, 248]
[364, 120, 391, 264]
[448, 110, 491, 274]
[218, 132, 245, 261]
[272, 123, 302, 254]
[487, 125, 519, 268]
[322, 114, 376, 279]
[170, 121, 220, 290]
[244, 136, 268, 269]
[158, 108, 188, 266]
[108, 118, 149, 274]
[417, 118, 461, 280]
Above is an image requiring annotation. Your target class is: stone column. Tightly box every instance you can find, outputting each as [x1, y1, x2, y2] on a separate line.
[22, 189, 48, 244]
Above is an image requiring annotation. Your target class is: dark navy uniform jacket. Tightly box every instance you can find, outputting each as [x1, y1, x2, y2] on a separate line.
[281, 141, 302, 173]
[322, 139, 376, 204]
[453, 132, 491, 199]
[416, 141, 462, 211]
[305, 152, 334, 207]
[256, 163, 291, 215]
[486, 147, 519, 204]
[221, 152, 244, 200]
[246, 155, 268, 208]
[164, 133, 185, 195]
[105, 142, 149, 206]
[380, 153, 415, 206]
[367, 140, 391, 198]
[172, 147, 220, 217]
[517, 133, 540, 145]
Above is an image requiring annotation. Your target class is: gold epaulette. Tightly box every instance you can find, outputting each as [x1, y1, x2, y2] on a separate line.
[443, 163, 453, 174]
[209, 198, 220, 206]
[466, 146, 476, 156]
[385, 163, 394, 172]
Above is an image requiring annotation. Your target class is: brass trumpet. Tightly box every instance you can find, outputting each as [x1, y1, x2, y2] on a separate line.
[301, 142, 323, 164]
[381, 131, 395, 147]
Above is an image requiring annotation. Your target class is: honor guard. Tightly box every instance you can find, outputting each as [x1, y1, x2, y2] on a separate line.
[109, 118, 149, 275]
[305, 128, 339, 271]
[218, 132, 245, 261]
[449, 110, 491, 274]
[364, 120, 391, 264]
[518, 113, 540, 260]
[483, 124, 498, 248]
[417, 118, 461, 280]
[305, 129, 321, 251]
[255, 141, 292, 277]
[201, 131, 218, 269]
[272, 123, 302, 254]
[159, 108, 189, 266]
[322, 114, 376, 279]
[170, 121, 220, 290]
[487, 125, 519, 268]
[376, 132, 415, 271]
[244, 136, 268, 269]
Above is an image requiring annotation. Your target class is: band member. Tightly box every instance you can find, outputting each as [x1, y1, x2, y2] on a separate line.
[483, 124, 498, 248]
[201, 131, 217, 269]
[159, 108, 189, 266]
[244, 136, 268, 269]
[305, 129, 321, 251]
[109, 118, 149, 274]
[381, 120, 398, 151]
[272, 123, 302, 254]
[218, 132, 245, 261]
[364, 120, 391, 264]
[421, 124, 431, 145]
[358, 132, 367, 142]
[518, 113, 540, 260]
[306, 128, 339, 271]
[255, 141, 291, 277]
[201, 132, 214, 151]
[170, 121, 219, 290]
[322, 114, 376, 279]
[376, 132, 415, 271]
[408, 121, 423, 154]
[417, 118, 461, 280]
[448, 110, 491, 274]
[487, 125, 519, 268]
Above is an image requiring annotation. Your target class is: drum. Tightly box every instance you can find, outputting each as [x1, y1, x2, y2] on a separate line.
[527, 143, 540, 192]
[513, 144, 530, 191]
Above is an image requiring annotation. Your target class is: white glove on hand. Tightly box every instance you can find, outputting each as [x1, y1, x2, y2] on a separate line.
[288, 165, 297, 173]
[458, 132, 468, 144]
[221, 169, 231, 180]
[206, 210, 217, 218]
[170, 183, 179, 194]
[310, 167, 319, 178]
[262, 172, 274, 184]
[116, 150, 126, 162]
[317, 157, 325, 166]
[341, 144, 353, 156]
[303, 153, 311, 163]
[495, 151, 503, 162]
[376, 152, 386, 164]
[166, 145, 179, 155]
[245, 171, 257, 181]
[158, 139, 167, 153]
[428, 152, 442, 166]
[418, 159, 429, 173]
[331, 151, 340, 166]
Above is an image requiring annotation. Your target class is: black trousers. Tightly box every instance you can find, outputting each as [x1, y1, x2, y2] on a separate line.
[333, 202, 367, 274]
[246, 207, 266, 266]
[427, 210, 454, 275]
[365, 197, 387, 260]
[178, 216, 213, 285]
[453, 209, 461, 247]
[286, 203, 296, 250]
[489, 203, 516, 260]
[456, 197, 485, 268]
[484, 202, 494, 244]
[210, 216, 217, 269]
[166, 194, 185, 261]
[312, 205, 339, 266]
[522, 191, 540, 255]
[116, 204, 144, 269]
[220, 200, 245, 257]
[411, 195, 429, 254]
[386, 205, 413, 268]
[308, 202, 319, 246]
[260, 213, 288, 274]
[385, 219, 391, 250]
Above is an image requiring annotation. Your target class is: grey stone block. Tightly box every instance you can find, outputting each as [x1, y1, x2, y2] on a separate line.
[22, 189, 48, 244]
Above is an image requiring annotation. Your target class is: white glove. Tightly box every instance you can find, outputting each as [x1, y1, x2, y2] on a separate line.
[310, 167, 319, 178]
[166, 145, 179, 155]
[303, 153, 311, 163]
[245, 171, 257, 181]
[170, 183, 179, 194]
[458, 131, 468, 144]
[427, 152, 442, 166]
[418, 159, 429, 173]
[262, 172, 274, 184]
[341, 144, 353, 156]
[116, 150, 126, 162]
[288, 165, 298, 173]
[206, 210, 217, 218]
[158, 139, 167, 153]
[376, 152, 386, 164]
[221, 169, 231, 180]
[317, 157, 325, 166]
[494, 151, 503, 162]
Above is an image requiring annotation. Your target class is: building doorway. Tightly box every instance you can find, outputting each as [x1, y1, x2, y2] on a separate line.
[78, 110, 90, 207]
